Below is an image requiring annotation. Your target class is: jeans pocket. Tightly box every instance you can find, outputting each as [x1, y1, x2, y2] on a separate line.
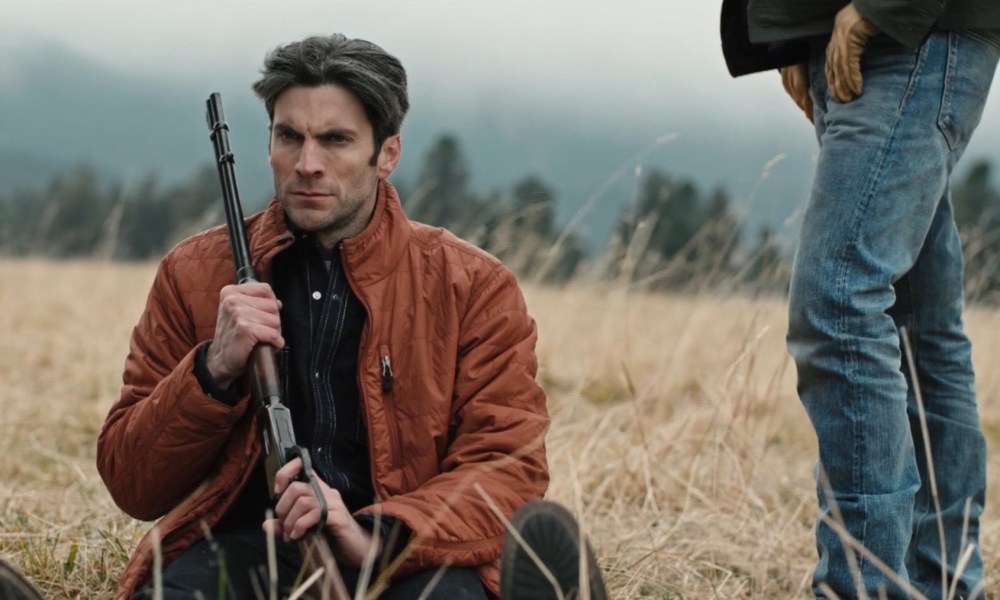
[936, 32, 1000, 152]
[966, 30, 1000, 52]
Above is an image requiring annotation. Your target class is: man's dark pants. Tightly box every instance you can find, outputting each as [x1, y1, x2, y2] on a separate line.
[133, 531, 488, 599]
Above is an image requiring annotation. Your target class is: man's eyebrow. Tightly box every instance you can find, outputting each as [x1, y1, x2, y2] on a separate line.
[272, 123, 300, 135]
[317, 127, 357, 139]
[271, 123, 356, 139]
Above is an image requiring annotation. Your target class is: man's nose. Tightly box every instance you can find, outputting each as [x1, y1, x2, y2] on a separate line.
[294, 141, 324, 177]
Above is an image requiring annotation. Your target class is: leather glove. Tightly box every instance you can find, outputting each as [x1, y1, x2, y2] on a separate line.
[780, 63, 813, 122]
[825, 2, 880, 102]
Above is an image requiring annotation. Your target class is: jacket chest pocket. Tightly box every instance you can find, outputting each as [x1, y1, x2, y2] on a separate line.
[370, 336, 458, 489]
[378, 344, 403, 470]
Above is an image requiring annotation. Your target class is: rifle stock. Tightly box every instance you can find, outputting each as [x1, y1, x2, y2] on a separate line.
[206, 92, 349, 600]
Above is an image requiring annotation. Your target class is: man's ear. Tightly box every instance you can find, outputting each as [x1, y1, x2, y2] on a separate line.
[376, 134, 402, 179]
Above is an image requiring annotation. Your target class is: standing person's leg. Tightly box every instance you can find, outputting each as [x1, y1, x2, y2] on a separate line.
[892, 194, 987, 600]
[890, 32, 998, 600]
[788, 31, 996, 599]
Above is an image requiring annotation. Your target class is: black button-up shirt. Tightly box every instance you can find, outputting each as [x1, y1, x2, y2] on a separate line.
[210, 233, 374, 531]
[273, 234, 373, 512]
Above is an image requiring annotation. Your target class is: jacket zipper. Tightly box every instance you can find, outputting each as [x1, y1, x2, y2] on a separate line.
[339, 243, 403, 493]
[380, 355, 394, 393]
[379, 344, 403, 469]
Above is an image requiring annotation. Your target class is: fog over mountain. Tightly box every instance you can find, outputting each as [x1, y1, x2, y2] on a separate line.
[2, 28, 997, 252]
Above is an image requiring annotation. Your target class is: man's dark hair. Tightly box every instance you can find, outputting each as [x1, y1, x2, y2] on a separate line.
[252, 34, 409, 162]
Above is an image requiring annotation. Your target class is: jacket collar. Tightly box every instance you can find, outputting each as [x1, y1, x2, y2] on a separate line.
[247, 179, 411, 285]
[342, 180, 412, 287]
[247, 199, 294, 278]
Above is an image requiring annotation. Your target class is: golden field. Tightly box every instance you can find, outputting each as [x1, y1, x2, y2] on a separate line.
[2, 258, 1000, 598]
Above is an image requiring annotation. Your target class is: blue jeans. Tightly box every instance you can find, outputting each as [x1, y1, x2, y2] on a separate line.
[788, 31, 998, 599]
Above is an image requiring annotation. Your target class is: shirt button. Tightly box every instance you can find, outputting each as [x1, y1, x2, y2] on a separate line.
[312, 291, 322, 300]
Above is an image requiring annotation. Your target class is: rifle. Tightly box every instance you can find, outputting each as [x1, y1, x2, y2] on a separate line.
[205, 92, 349, 600]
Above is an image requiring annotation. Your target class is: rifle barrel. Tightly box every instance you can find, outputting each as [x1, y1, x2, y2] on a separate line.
[205, 93, 344, 600]
[206, 92, 256, 284]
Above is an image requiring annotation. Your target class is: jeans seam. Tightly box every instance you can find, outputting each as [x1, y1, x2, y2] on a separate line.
[900, 273, 933, 565]
[833, 38, 929, 581]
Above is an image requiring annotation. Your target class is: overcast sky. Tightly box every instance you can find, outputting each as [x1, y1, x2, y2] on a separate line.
[3, 1, 999, 181]
[1, 1, 808, 124]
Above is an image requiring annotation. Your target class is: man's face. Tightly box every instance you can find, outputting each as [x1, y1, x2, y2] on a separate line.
[268, 84, 400, 248]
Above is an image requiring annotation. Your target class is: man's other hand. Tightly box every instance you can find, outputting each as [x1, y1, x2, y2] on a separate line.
[825, 2, 880, 102]
[267, 457, 379, 569]
[780, 63, 813, 122]
[205, 282, 284, 389]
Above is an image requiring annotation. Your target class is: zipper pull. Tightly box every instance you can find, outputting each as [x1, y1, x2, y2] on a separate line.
[381, 355, 394, 394]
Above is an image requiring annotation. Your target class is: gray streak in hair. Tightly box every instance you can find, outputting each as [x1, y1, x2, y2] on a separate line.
[252, 34, 409, 162]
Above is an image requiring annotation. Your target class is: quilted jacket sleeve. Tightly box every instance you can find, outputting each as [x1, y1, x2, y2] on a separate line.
[362, 265, 550, 575]
[96, 254, 251, 521]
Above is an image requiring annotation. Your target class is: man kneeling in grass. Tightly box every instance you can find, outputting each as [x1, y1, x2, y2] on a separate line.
[97, 32, 607, 600]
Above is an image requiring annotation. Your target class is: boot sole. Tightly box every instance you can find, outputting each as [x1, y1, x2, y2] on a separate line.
[499, 500, 608, 600]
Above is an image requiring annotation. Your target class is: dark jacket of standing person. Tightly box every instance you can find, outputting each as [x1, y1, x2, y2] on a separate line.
[722, 0, 1000, 76]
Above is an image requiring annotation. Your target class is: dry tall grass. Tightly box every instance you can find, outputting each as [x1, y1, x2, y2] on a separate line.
[2, 258, 999, 598]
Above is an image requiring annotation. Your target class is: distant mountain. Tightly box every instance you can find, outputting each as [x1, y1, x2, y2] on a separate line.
[10, 38, 964, 253]
[0, 39, 274, 205]
[0, 151, 69, 191]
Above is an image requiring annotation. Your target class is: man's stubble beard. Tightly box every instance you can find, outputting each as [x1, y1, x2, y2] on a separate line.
[276, 170, 380, 245]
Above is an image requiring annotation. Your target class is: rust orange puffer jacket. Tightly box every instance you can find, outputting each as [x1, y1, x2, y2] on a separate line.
[96, 181, 550, 598]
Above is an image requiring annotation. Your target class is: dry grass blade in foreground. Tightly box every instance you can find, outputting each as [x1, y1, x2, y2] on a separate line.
[2, 258, 1000, 598]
